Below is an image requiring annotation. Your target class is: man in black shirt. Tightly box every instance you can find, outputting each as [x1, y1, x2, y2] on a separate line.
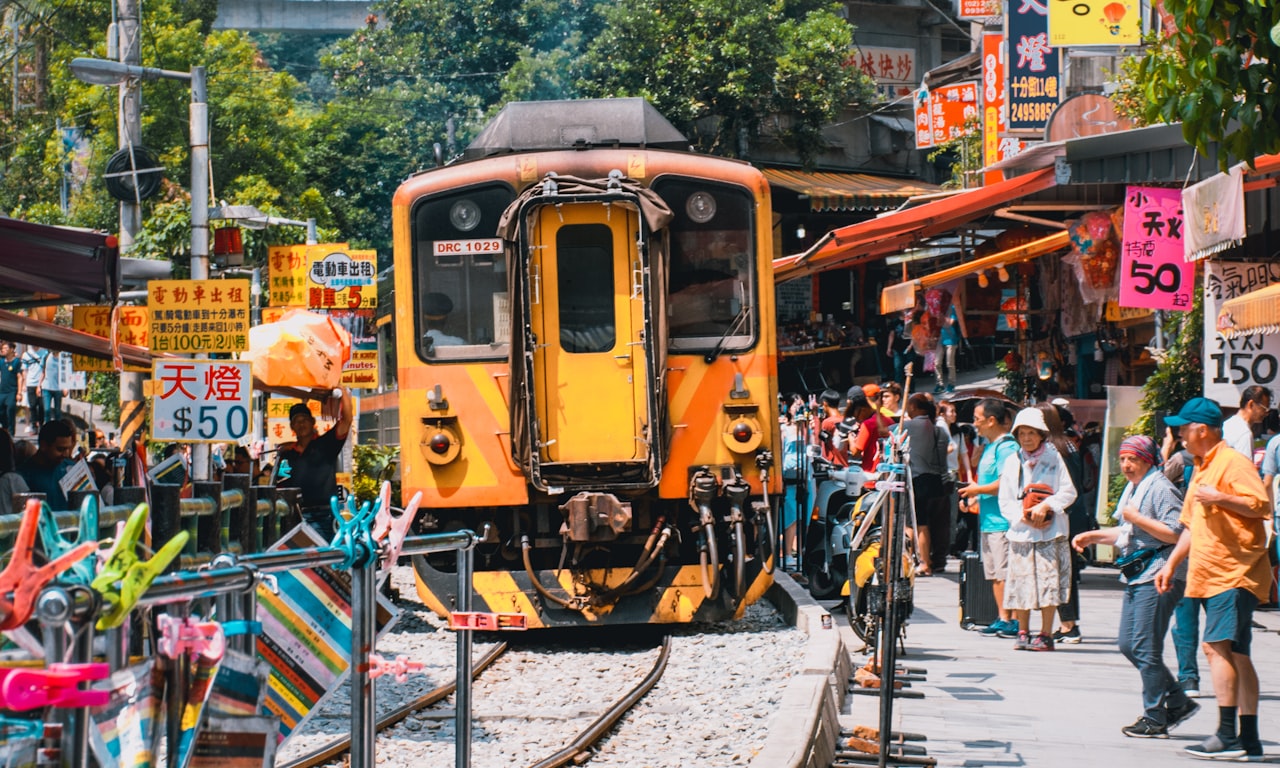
[0, 342, 22, 434]
[275, 387, 353, 539]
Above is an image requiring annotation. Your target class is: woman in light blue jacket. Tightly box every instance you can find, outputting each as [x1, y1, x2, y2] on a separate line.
[998, 407, 1077, 651]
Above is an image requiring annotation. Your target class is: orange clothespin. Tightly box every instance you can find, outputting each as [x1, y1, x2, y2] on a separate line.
[156, 614, 225, 661]
[0, 498, 97, 630]
[367, 653, 424, 683]
[0, 663, 110, 711]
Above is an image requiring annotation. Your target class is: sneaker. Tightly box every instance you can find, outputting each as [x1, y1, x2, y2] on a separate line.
[996, 621, 1019, 638]
[980, 619, 1015, 637]
[1164, 698, 1200, 731]
[1028, 633, 1055, 651]
[1185, 734, 1246, 760]
[1180, 679, 1202, 699]
[1121, 716, 1169, 739]
[945, 385, 955, 393]
[933, 384, 945, 394]
[1014, 631, 1030, 650]
[1052, 626, 1082, 644]
[1239, 744, 1265, 761]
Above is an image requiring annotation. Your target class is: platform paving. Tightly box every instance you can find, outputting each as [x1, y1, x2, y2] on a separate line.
[837, 566, 1280, 767]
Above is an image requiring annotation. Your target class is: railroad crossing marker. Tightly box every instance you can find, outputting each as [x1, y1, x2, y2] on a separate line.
[448, 612, 528, 631]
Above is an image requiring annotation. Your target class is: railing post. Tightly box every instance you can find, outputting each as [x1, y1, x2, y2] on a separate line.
[151, 483, 185, 569]
[349, 558, 377, 768]
[252, 484, 276, 548]
[195, 480, 224, 555]
[224, 473, 253, 554]
[456, 546, 474, 768]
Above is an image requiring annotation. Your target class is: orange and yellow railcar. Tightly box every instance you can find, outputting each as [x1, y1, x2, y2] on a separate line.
[392, 99, 781, 627]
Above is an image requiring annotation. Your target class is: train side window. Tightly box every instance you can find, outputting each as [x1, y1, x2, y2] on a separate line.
[557, 224, 616, 354]
[410, 183, 515, 362]
[651, 178, 757, 352]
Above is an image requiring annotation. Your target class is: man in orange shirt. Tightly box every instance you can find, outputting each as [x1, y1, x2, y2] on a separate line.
[1156, 397, 1272, 761]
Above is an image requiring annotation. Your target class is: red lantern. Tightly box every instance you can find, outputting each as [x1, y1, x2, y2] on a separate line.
[213, 226, 244, 265]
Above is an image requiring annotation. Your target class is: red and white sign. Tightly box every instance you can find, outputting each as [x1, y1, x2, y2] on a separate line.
[957, 0, 1001, 19]
[433, 239, 504, 258]
[151, 360, 252, 443]
[1119, 186, 1194, 312]
[448, 612, 528, 631]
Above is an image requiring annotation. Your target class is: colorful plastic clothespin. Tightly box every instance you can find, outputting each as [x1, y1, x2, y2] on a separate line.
[874, 480, 906, 493]
[0, 715, 44, 742]
[0, 663, 109, 711]
[36, 496, 100, 586]
[0, 499, 98, 631]
[330, 495, 378, 570]
[90, 504, 190, 630]
[156, 614, 226, 661]
[367, 653, 425, 684]
[372, 482, 421, 572]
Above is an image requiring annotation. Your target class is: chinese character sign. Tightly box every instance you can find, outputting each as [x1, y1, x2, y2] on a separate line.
[957, 0, 1002, 19]
[850, 46, 916, 98]
[1007, 0, 1061, 131]
[152, 360, 252, 443]
[148, 280, 251, 354]
[914, 88, 933, 149]
[915, 82, 979, 151]
[1049, 0, 1140, 46]
[306, 246, 377, 310]
[268, 244, 315, 307]
[71, 305, 149, 372]
[982, 32, 1007, 181]
[1119, 186, 1194, 311]
[1203, 261, 1280, 402]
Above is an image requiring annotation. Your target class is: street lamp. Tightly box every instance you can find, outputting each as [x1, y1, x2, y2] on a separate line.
[70, 57, 210, 281]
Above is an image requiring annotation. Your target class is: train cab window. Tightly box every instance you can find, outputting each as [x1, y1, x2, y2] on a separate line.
[411, 183, 515, 361]
[651, 178, 757, 352]
[556, 224, 616, 353]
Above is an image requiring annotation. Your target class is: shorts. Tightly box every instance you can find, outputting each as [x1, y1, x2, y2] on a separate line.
[1198, 588, 1259, 656]
[1003, 537, 1072, 611]
[981, 531, 1009, 581]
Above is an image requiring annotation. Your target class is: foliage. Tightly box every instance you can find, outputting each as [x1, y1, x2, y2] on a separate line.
[1137, 282, 1204, 427]
[994, 359, 1026, 403]
[352, 443, 400, 503]
[926, 116, 982, 189]
[579, 0, 875, 164]
[86, 372, 121, 424]
[1125, 0, 1280, 169]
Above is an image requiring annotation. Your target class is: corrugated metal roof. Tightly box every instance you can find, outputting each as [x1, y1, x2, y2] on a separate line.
[760, 168, 940, 212]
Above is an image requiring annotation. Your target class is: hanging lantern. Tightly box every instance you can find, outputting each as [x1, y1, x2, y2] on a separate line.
[213, 226, 244, 266]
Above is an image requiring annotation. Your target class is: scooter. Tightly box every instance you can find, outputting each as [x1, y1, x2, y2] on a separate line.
[802, 449, 874, 600]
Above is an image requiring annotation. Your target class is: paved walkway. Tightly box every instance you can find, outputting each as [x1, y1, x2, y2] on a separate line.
[837, 567, 1280, 767]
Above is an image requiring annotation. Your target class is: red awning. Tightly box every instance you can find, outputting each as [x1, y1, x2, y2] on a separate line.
[0, 217, 119, 307]
[773, 166, 1058, 282]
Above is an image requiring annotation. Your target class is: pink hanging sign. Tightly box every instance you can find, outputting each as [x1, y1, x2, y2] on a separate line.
[1119, 186, 1195, 311]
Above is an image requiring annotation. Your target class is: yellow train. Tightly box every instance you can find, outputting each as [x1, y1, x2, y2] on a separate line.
[391, 99, 781, 627]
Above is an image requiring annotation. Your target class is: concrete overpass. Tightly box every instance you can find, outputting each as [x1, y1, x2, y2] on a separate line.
[213, 0, 373, 32]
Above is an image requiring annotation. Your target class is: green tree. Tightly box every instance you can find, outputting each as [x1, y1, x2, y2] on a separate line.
[579, 0, 875, 163]
[1122, 1, 1280, 168]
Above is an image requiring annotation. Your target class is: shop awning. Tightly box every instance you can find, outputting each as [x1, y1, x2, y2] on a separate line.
[918, 229, 1070, 289]
[0, 308, 153, 366]
[761, 168, 940, 212]
[0, 217, 119, 307]
[774, 165, 1058, 282]
[1216, 283, 1280, 337]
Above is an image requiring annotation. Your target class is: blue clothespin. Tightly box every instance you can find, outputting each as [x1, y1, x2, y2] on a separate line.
[0, 715, 44, 742]
[37, 496, 100, 585]
[876, 462, 906, 475]
[329, 494, 378, 569]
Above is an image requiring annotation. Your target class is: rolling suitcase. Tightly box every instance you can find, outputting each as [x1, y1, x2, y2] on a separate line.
[959, 550, 999, 630]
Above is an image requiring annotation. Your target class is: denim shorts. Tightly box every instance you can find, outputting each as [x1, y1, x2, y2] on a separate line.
[1198, 588, 1259, 655]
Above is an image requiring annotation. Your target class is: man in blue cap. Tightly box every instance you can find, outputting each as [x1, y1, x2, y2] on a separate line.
[1156, 396, 1272, 761]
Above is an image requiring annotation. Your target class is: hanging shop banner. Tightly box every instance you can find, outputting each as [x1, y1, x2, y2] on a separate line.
[851, 46, 917, 100]
[151, 360, 252, 443]
[148, 280, 251, 354]
[72, 305, 149, 372]
[305, 245, 377, 310]
[914, 82, 979, 150]
[1204, 261, 1280, 401]
[914, 88, 933, 149]
[1119, 186, 1195, 311]
[1183, 165, 1246, 261]
[1007, 0, 1061, 132]
[255, 525, 396, 742]
[1049, 0, 1141, 46]
[329, 308, 378, 390]
[981, 32, 1026, 183]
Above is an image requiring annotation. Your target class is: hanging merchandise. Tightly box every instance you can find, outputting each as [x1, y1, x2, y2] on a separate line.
[1001, 294, 1029, 330]
[1064, 209, 1123, 304]
[245, 309, 352, 390]
[89, 660, 166, 768]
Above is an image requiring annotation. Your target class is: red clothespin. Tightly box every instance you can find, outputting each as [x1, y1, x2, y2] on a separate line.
[156, 614, 225, 661]
[0, 498, 98, 631]
[0, 663, 110, 711]
[367, 653, 424, 683]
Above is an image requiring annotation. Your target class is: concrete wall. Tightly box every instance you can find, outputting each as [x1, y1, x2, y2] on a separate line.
[213, 0, 371, 32]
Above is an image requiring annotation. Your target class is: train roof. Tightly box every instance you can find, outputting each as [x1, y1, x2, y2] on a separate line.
[463, 98, 691, 160]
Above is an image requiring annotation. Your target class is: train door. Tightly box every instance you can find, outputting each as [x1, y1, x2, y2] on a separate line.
[527, 203, 649, 467]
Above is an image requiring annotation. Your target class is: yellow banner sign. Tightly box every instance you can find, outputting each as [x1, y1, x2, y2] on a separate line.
[305, 245, 377, 310]
[71, 305, 150, 372]
[1104, 300, 1154, 322]
[267, 244, 314, 307]
[1049, 0, 1141, 46]
[148, 279, 251, 354]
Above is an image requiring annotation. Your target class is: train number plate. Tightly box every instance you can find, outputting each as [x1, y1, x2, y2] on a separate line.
[448, 612, 529, 631]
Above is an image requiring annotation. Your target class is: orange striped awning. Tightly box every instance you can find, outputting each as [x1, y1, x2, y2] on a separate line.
[761, 168, 940, 212]
[1216, 283, 1280, 337]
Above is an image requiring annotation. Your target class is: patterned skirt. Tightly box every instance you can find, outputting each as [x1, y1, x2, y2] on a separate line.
[1003, 537, 1072, 611]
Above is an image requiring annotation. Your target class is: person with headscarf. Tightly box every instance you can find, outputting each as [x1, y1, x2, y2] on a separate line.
[1072, 435, 1198, 739]
[997, 407, 1078, 651]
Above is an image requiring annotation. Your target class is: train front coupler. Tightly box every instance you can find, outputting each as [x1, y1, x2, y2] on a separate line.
[688, 470, 722, 600]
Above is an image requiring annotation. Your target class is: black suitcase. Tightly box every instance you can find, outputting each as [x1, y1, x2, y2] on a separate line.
[959, 550, 999, 629]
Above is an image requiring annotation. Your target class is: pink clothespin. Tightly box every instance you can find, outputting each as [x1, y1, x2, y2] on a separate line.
[0, 663, 110, 711]
[156, 615, 226, 661]
[372, 483, 421, 572]
[367, 653, 424, 683]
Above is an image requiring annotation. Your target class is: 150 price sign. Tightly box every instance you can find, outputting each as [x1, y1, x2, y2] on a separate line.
[1204, 261, 1280, 402]
[151, 360, 252, 443]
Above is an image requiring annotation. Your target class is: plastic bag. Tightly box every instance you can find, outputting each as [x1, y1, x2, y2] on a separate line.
[1064, 210, 1121, 304]
[246, 309, 351, 389]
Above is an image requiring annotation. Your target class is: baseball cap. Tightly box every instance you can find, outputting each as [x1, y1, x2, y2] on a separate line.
[1163, 397, 1224, 429]
[861, 382, 881, 398]
[288, 403, 314, 420]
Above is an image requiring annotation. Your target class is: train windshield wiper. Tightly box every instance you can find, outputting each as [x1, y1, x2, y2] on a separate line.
[704, 299, 751, 364]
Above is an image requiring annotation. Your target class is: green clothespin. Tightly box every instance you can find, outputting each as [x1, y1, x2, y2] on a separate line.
[330, 494, 377, 569]
[90, 504, 189, 630]
[37, 496, 100, 585]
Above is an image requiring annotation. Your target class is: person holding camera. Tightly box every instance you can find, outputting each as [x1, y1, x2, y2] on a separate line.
[1072, 434, 1196, 739]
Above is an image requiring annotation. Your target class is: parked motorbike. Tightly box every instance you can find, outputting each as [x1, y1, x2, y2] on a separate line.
[802, 450, 873, 600]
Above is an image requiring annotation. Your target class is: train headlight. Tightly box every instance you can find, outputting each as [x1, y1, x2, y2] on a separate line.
[421, 424, 462, 465]
[685, 192, 717, 223]
[449, 199, 482, 231]
[722, 416, 763, 453]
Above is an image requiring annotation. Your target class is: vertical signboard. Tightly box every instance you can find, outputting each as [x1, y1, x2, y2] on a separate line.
[1049, 0, 1141, 46]
[914, 88, 933, 150]
[1119, 186, 1195, 311]
[982, 31, 1007, 184]
[1008, 0, 1060, 132]
[1204, 261, 1280, 402]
